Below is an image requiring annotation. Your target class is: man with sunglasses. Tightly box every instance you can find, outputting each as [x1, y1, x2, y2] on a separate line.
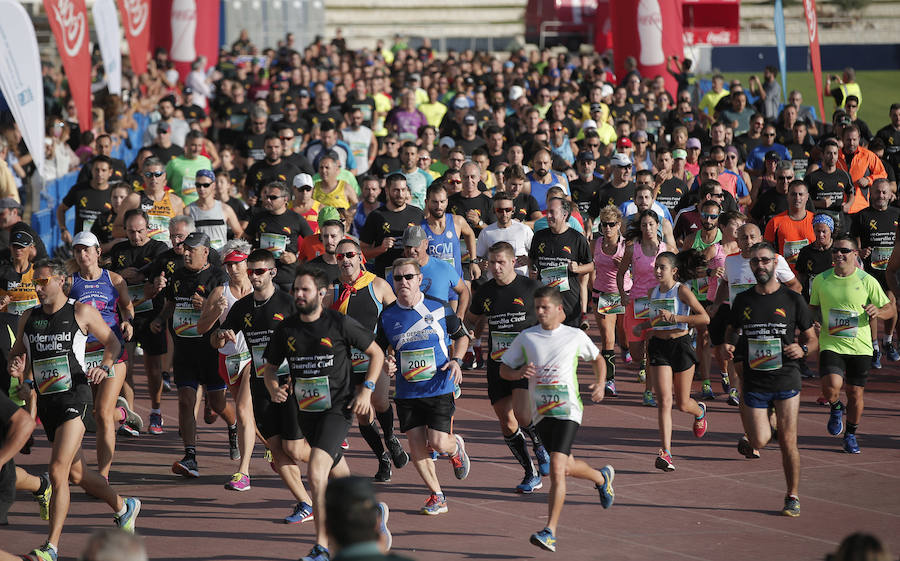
[187, 169, 244, 253]
[11, 259, 141, 561]
[474, 192, 533, 280]
[246, 133, 302, 201]
[745, 124, 790, 178]
[569, 152, 602, 234]
[764, 181, 816, 274]
[389, 226, 469, 319]
[372, 134, 401, 178]
[724, 242, 816, 517]
[810, 236, 893, 454]
[148, 121, 184, 164]
[245, 181, 314, 293]
[164, 131, 212, 206]
[360, 174, 424, 277]
[751, 162, 813, 230]
[114, 157, 185, 245]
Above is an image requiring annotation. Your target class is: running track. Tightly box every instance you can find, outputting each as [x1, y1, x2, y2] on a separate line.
[4, 352, 900, 560]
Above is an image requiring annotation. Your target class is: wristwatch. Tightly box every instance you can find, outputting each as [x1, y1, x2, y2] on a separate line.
[100, 364, 112, 375]
[801, 344, 809, 358]
[362, 380, 376, 391]
[451, 357, 463, 367]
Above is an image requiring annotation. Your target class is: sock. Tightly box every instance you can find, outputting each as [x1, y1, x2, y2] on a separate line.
[702, 379, 710, 386]
[359, 422, 385, 457]
[640, 357, 647, 372]
[118, 407, 126, 423]
[846, 422, 858, 435]
[115, 503, 128, 517]
[185, 446, 196, 458]
[228, 423, 237, 431]
[36, 474, 49, 495]
[872, 339, 879, 351]
[601, 350, 616, 381]
[376, 407, 394, 440]
[504, 429, 536, 476]
[521, 422, 544, 449]
[885, 334, 893, 345]
[151, 408, 161, 415]
[46, 543, 57, 554]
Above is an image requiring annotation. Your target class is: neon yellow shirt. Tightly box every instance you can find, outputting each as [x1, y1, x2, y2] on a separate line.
[810, 268, 889, 355]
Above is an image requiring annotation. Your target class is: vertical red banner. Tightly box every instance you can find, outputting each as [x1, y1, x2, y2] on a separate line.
[117, 0, 151, 75]
[44, 0, 92, 132]
[803, 0, 826, 123]
[609, 0, 684, 97]
[149, 0, 219, 84]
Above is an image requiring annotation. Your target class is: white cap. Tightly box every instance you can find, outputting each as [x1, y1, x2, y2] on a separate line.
[438, 136, 455, 148]
[601, 84, 614, 98]
[292, 173, 313, 189]
[72, 231, 100, 248]
[509, 85, 525, 101]
[582, 119, 598, 130]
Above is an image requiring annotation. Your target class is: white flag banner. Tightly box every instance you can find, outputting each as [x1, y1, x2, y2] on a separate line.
[92, 0, 122, 95]
[0, 0, 45, 176]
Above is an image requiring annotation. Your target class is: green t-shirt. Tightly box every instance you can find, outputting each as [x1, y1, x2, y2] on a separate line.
[810, 268, 889, 356]
[165, 155, 212, 206]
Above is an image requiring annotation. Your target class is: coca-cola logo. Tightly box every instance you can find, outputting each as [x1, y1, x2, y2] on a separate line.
[804, 0, 817, 43]
[50, 0, 86, 58]
[123, 0, 148, 37]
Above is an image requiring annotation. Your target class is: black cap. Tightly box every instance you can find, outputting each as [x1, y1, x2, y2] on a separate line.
[183, 231, 211, 248]
[11, 230, 34, 247]
[577, 151, 595, 162]
[765, 150, 780, 162]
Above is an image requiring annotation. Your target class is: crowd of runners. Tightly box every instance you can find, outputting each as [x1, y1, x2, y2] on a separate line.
[1, 30, 899, 561]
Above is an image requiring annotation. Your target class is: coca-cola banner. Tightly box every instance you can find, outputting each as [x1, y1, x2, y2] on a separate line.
[149, 0, 219, 83]
[92, 0, 122, 95]
[609, 0, 684, 97]
[0, 0, 46, 176]
[44, 0, 92, 132]
[118, 0, 150, 75]
[803, 0, 826, 124]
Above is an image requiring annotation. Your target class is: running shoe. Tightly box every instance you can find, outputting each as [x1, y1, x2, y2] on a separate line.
[420, 493, 448, 515]
[534, 444, 551, 476]
[148, 412, 164, 435]
[117, 396, 144, 432]
[386, 435, 409, 468]
[597, 465, 615, 509]
[885, 341, 900, 362]
[727, 388, 740, 407]
[374, 453, 392, 482]
[172, 455, 199, 478]
[642, 390, 657, 407]
[827, 402, 844, 436]
[516, 474, 543, 494]
[376, 501, 392, 552]
[781, 495, 800, 517]
[162, 371, 173, 393]
[637, 367, 646, 383]
[843, 433, 861, 454]
[461, 350, 478, 370]
[737, 435, 760, 459]
[580, 314, 590, 330]
[203, 400, 218, 424]
[622, 349, 633, 363]
[340, 438, 350, 450]
[449, 434, 470, 480]
[872, 348, 882, 369]
[225, 472, 251, 491]
[284, 501, 314, 524]
[700, 382, 716, 401]
[693, 402, 708, 438]
[22, 543, 57, 561]
[720, 374, 731, 394]
[301, 544, 330, 561]
[33, 472, 51, 521]
[429, 448, 439, 461]
[530, 527, 557, 552]
[228, 425, 240, 460]
[816, 395, 829, 406]
[114, 497, 141, 533]
[473, 347, 483, 369]
[604, 380, 617, 397]
[118, 424, 140, 437]
[655, 449, 675, 472]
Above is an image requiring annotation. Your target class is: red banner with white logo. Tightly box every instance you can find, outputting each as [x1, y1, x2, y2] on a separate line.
[803, 0, 826, 123]
[117, 0, 150, 76]
[44, 0, 92, 132]
[609, 0, 684, 97]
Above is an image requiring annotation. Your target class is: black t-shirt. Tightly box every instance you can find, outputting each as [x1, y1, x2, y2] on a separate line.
[359, 205, 424, 276]
[787, 144, 810, 178]
[609, 103, 632, 123]
[513, 193, 541, 223]
[307, 255, 341, 286]
[656, 177, 688, 213]
[245, 159, 301, 198]
[283, 152, 315, 176]
[246, 210, 313, 288]
[221, 288, 296, 378]
[264, 308, 375, 409]
[469, 274, 540, 367]
[750, 188, 788, 228]
[240, 132, 267, 162]
[108, 239, 169, 316]
[589, 182, 636, 219]
[165, 263, 229, 345]
[372, 155, 401, 178]
[448, 193, 495, 236]
[805, 168, 853, 210]
[76, 157, 127, 184]
[528, 227, 591, 325]
[728, 284, 814, 393]
[876, 124, 900, 177]
[852, 206, 900, 278]
[343, 97, 376, 128]
[151, 143, 184, 164]
[734, 133, 763, 160]
[226, 197, 252, 224]
[220, 100, 251, 126]
[279, 117, 311, 140]
[457, 137, 487, 156]
[304, 109, 343, 129]
[180, 104, 207, 123]
[795, 244, 834, 300]
[569, 177, 603, 217]
[62, 183, 113, 234]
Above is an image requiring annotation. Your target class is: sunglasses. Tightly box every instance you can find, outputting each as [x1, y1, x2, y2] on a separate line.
[764, 133, 776, 137]
[447, 179, 462, 185]
[195, 182, 213, 188]
[33, 276, 58, 286]
[266, 195, 285, 200]
[701, 212, 719, 219]
[280, 136, 294, 141]
[144, 171, 165, 178]
[831, 247, 855, 254]
[395, 273, 419, 281]
[247, 267, 274, 276]
[601, 221, 618, 228]
[335, 251, 359, 260]
[587, 143, 600, 148]
[714, 159, 725, 164]
[710, 193, 725, 198]
[494, 207, 514, 213]
[749, 257, 775, 265]
[297, 186, 313, 192]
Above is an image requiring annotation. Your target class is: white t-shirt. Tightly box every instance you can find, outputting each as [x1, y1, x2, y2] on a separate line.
[501, 324, 600, 424]
[722, 253, 795, 305]
[475, 220, 534, 279]
[341, 126, 373, 175]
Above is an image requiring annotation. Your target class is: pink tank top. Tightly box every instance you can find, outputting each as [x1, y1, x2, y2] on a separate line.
[593, 237, 631, 293]
[706, 243, 726, 302]
[632, 239, 666, 298]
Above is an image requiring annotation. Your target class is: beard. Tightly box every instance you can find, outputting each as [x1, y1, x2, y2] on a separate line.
[296, 297, 319, 315]
[753, 268, 772, 284]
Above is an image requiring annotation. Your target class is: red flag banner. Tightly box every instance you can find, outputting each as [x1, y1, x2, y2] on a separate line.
[44, 0, 92, 132]
[803, 0, 826, 123]
[117, 0, 151, 75]
[609, 0, 684, 97]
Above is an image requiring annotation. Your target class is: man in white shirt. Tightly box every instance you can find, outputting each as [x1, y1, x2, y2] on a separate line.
[475, 191, 533, 279]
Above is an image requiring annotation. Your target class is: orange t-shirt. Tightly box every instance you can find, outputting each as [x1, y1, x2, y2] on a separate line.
[764, 210, 815, 272]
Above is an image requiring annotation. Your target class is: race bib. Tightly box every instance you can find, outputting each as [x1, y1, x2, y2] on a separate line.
[871, 246, 892, 271]
[294, 376, 331, 412]
[7, 298, 38, 315]
[173, 302, 202, 338]
[783, 239, 809, 266]
[251, 344, 288, 378]
[489, 332, 517, 362]
[229, 114, 248, 129]
[541, 265, 570, 292]
[650, 298, 677, 328]
[596, 292, 624, 315]
[351, 347, 369, 374]
[748, 338, 783, 371]
[689, 277, 709, 302]
[260, 232, 288, 258]
[633, 297, 651, 320]
[33, 355, 72, 395]
[828, 308, 859, 338]
[729, 283, 755, 305]
[147, 215, 171, 244]
[400, 348, 437, 382]
[128, 285, 153, 314]
[535, 383, 571, 417]
[181, 177, 196, 200]
[84, 348, 110, 376]
[210, 237, 225, 251]
[82, 218, 96, 233]
[225, 350, 252, 385]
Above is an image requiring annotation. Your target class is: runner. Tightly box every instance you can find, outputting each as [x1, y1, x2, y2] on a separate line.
[591, 205, 629, 397]
[326, 238, 409, 482]
[1, 382, 51, 525]
[633, 251, 710, 471]
[164, 130, 213, 206]
[422, 182, 478, 281]
[359, 174, 424, 277]
[389, 226, 469, 318]
[764, 180, 815, 274]
[57, 156, 114, 244]
[810, 236, 893, 453]
[499, 285, 614, 552]
[723, 242, 817, 516]
[67, 232, 138, 478]
[467, 242, 550, 493]
[10, 259, 140, 561]
[376, 258, 471, 515]
[113, 156, 185, 243]
[186, 169, 244, 252]
[263, 266, 385, 561]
